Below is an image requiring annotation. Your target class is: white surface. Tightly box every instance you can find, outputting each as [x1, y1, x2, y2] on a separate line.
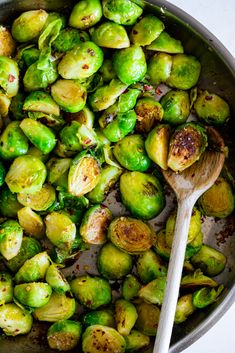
[166, 2, 235, 352]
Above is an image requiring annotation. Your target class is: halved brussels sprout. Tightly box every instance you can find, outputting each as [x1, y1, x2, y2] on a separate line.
[122, 275, 141, 301]
[161, 90, 190, 125]
[102, 0, 143, 25]
[174, 294, 195, 324]
[136, 249, 167, 284]
[113, 45, 147, 85]
[81, 309, 115, 329]
[194, 90, 230, 125]
[153, 229, 171, 260]
[145, 124, 171, 170]
[138, 277, 166, 305]
[70, 275, 111, 309]
[46, 264, 71, 294]
[125, 330, 150, 353]
[33, 292, 76, 322]
[0, 90, 11, 118]
[181, 269, 218, 289]
[135, 97, 164, 134]
[17, 207, 45, 239]
[147, 53, 172, 86]
[167, 122, 208, 172]
[99, 59, 116, 82]
[92, 21, 130, 48]
[135, 301, 160, 336]
[69, 0, 102, 29]
[117, 88, 140, 113]
[0, 303, 33, 336]
[98, 242, 133, 280]
[198, 177, 234, 218]
[192, 285, 224, 309]
[47, 320, 82, 351]
[53, 28, 89, 52]
[0, 272, 13, 305]
[146, 31, 184, 54]
[23, 61, 58, 92]
[0, 26, 15, 56]
[65, 106, 94, 128]
[23, 91, 60, 116]
[15, 251, 50, 283]
[14, 282, 52, 308]
[57, 189, 89, 219]
[0, 56, 19, 97]
[115, 299, 138, 336]
[130, 15, 164, 46]
[17, 183, 56, 211]
[0, 121, 28, 160]
[120, 171, 165, 220]
[108, 216, 155, 254]
[47, 157, 71, 186]
[80, 204, 112, 245]
[0, 220, 23, 260]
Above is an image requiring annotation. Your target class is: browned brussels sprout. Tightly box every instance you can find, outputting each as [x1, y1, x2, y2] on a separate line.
[115, 299, 138, 336]
[17, 207, 45, 239]
[174, 294, 195, 324]
[0, 26, 15, 56]
[0, 303, 33, 336]
[135, 301, 160, 336]
[122, 274, 141, 301]
[136, 249, 167, 284]
[69, 0, 102, 29]
[17, 183, 56, 212]
[181, 269, 218, 289]
[135, 97, 164, 134]
[153, 229, 171, 260]
[0, 220, 23, 260]
[47, 320, 82, 351]
[138, 276, 166, 305]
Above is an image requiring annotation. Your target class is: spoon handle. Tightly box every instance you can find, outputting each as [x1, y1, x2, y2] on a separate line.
[153, 198, 195, 353]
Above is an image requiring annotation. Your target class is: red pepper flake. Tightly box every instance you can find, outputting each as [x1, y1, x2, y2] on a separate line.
[205, 95, 213, 101]
[144, 84, 153, 91]
[155, 86, 162, 95]
[84, 139, 91, 145]
[8, 74, 15, 82]
[82, 64, 89, 70]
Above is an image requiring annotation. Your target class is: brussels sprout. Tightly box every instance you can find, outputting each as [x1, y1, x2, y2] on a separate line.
[89, 79, 128, 111]
[120, 171, 165, 220]
[138, 277, 166, 305]
[92, 21, 130, 49]
[0, 220, 23, 260]
[192, 285, 224, 309]
[17, 183, 56, 211]
[17, 207, 45, 239]
[47, 157, 71, 186]
[145, 124, 171, 170]
[33, 292, 76, 322]
[23, 91, 60, 116]
[167, 122, 208, 172]
[122, 274, 141, 301]
[75, 123, 99, 149]
[136, 249, 167, 284]
[43, 12, 66, 29]
[125, 330, 150, 353]
[9, 92, 26, 121]
[23, 61, 58, 92]
[130, 15, 164, 46]
[81, 309, 115, 328]
[161, 90, 190, 125]
[135, 97, 164, 134]
[14, 282, 52, 308]
[154, 229, 171, 260]
[70, 275, 111, 309]
[47, 320, 82, 351]
[117, 88, 140, 113]
[108, 216, 155, 254]
[15, 251, 50, 283]
[115, 299, 138, 336]
[0, 56, 19, 97]
[0, 121, 28, 160]
[198, 177, 234, 218]
[113, 45, 147, 85]
[147, 53, 172, 86]
[185, 230, 203, 260]
[68, 151, 101, 196]
[4, 236, 42, 273]
[69, 0, 102, 29]
[21, 47, 40, 67]
[53, 28, 89, 53]
[102, 0, 143, 25]
[146, 31, 184, 54]
[99, 59, 116, 82]
[0, 26, 15, 56]
[26, 145, 49, 163]
[66, 106, 95, 128]
[57, 189, 89, 218]
[0, 272, 13, 305]
[0, 161, 5, 187]
[181, 269, 218, 289]
[174, 294, 195, 324]
[0, 303, 33, 336]
[46, 264, 71, 294]
[194, 90, 230, 125]
[59, 121, 83, 154]
[0, 90, 11, 118]
[135, 301, 160, 336]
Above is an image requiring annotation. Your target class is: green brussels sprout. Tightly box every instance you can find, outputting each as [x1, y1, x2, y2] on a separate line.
[113, 135, 151, 172]
[198, 176, 234, 218]
[33, 292, 76, 322]
[120, 171, 165, 220]
[57, 189, 89, 219]
[80, 204, 112, 245]
[125, 330, 150, 352]
[89, 79, 128, 111]
[17, 207, 45, 239]
[185, 230, 203, 260]
[102, 0, 143, 25]
[147, 53, 172, 86]
[4, 236, 42, 273]
[192, 285, 224, 309]
[87, 165, 123, 203]
[130, 15, 164, 46]
[81, 309, 115, 328]
[47, 320, 82, 351]
[160, 90, 190, 125]
[122, 274, 141, 301]
[0, 90, 11, 118]
[23, 91, 60, 116]
[174, 294, 195, 324]
[115, 299, 138, 336]
[21, 47, 40, 67]
[194, 90, 230, 125]
[0, 121, 28, 160]
[167, 54, 201, 90]
[53, 28, 89, 53]
[59, 121, 83, 154]
[47, 157, 71, 185]
[17, 183, 56, 211]
[70, 275, 111, 309]
[51, 79, 87, 113]
[23, 61, 58, 92]
[99, 59, 116, 82]
[145, 124, 171, 170]
[0, 220, 23, 260]
[136, 249, 167, 284]
[181, 269, 218, 289]
[14, 282, 52, 308]
[75, 123, 99, 149]
[0, 26, 15, 56]
[68, 151, 101, 196]
[26, 145, 49, 163]
[69, 0, 102, 29]
[117, 88, 140, 113]
[167, 122, 208, 172]
[138, 276, 166, 305]
[98, 242, 133, 280]
[113, 45, 147, 85]
[15, 251, 50, 284]
[91, 21, 130, 48]
[0, 303, 33, 336]
[65, 106, 95, 128]
[135, 97, 164, 134]
[108, 216, 155, 254]
[0, 272, 13, 305]
[135, 301, 160, 336]
[154, 229, 171, 260]
[12, 10, 48, 42]
[191, 244, 227, 277]
[0, 56, 19, 97]
[146, 31, 184, 54]
[46, 264, 71, 294]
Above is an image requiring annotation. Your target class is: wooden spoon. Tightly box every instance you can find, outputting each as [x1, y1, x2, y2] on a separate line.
[153, 127, 225, 353]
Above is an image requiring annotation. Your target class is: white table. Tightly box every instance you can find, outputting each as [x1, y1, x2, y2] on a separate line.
[167, 1, 235, 352]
